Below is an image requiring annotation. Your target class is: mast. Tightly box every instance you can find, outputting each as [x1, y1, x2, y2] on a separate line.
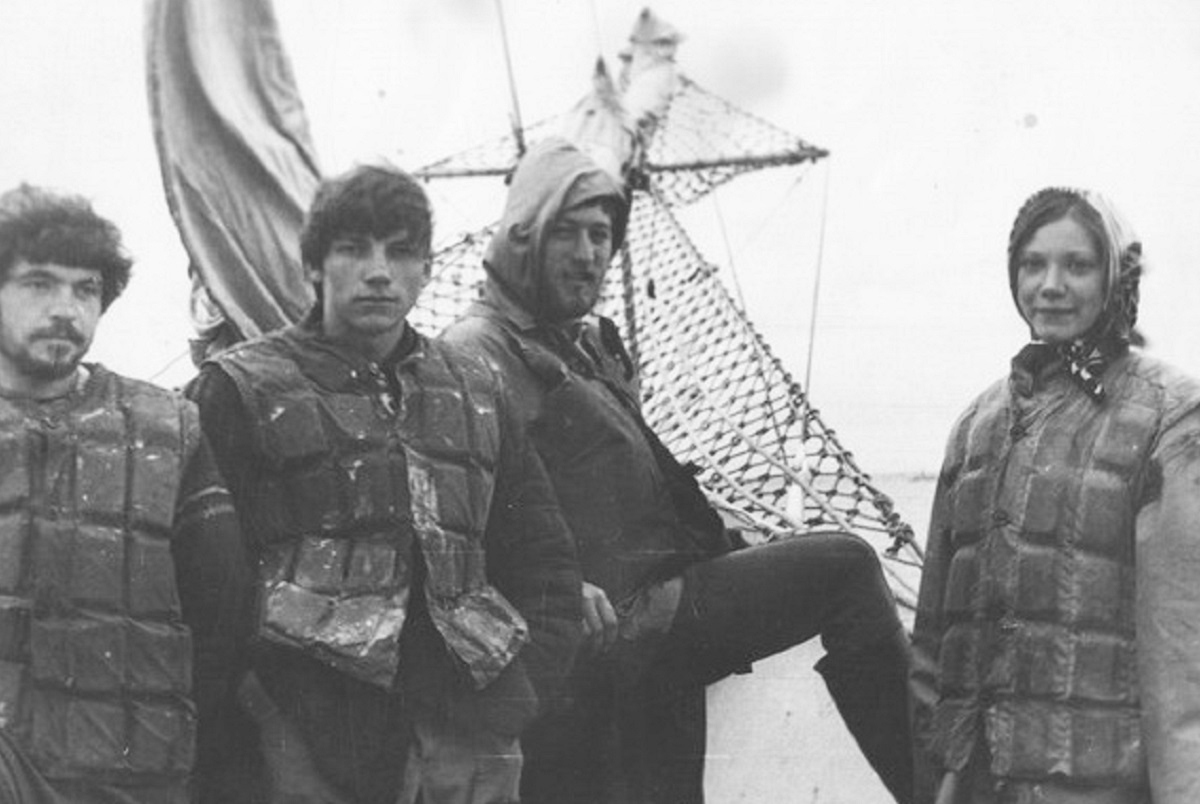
[804, 161, 832, 396]
[493, 0, 526, 158]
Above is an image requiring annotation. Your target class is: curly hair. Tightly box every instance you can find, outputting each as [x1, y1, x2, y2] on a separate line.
[0, 184, 132, 311]
[300, 165, 433, 272]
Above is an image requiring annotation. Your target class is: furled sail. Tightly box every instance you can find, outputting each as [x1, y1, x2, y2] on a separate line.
[556, 8, 683, 185]
[145, 0, 320, 355]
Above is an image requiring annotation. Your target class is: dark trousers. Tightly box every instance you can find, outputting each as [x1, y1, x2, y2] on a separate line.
[203, 607, 529, 804]
[668, 530, 904, 680]
[522, 530, 913, 804]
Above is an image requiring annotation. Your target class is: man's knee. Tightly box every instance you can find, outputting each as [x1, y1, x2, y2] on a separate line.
[783, 529, 883, 583]
[832, 529, 884, 568]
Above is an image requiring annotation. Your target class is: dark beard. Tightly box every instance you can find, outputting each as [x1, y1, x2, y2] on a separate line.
[19, 351, 81, 381]
[2, 338, 85, 382]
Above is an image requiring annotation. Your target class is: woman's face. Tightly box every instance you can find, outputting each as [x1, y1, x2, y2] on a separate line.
[1015, 215, 1107, 345]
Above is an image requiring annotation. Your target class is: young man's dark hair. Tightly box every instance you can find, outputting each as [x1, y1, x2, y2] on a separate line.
[0, 183, 132, 310]
[299, 164, 433, 271]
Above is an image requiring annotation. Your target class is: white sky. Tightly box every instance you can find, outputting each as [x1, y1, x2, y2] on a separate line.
[3, 0, 1200, 478]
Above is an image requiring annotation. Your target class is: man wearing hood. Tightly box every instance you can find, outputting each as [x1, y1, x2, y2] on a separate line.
[442, 138, 914, 804]
[189, 164, 581, 804]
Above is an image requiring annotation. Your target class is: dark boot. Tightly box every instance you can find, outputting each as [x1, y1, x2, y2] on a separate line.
[816, 630, 914, 804]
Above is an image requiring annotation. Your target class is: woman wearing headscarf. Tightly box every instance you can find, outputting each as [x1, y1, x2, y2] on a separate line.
[911, 187, 1200, 804]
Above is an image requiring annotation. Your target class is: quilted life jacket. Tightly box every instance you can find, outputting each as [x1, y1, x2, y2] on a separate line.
[927, 351, 1198, 786]
[0, 368, 197, 801]
[213, 327, 528, 690]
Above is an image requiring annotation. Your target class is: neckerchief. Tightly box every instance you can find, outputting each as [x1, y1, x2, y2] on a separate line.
[1059, 335, 1123, 402]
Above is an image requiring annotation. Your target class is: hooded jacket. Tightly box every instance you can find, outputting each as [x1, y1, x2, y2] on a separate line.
[445, 137, 728, 608]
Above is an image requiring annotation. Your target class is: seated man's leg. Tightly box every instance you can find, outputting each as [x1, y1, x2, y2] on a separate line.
[658, 530, 913, 804]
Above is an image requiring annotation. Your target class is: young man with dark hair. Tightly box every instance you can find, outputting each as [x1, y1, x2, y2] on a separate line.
[0, 184, 251, 803]
[189, 164, 581, 804]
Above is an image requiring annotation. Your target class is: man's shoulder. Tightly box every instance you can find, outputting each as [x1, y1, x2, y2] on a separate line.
[199, 328, 313, 398]
[184, 330, 316, 422]
[419, 332, 506, 388]
[440, 313, 532, 374]
[205, 327, 299, 371]
[84, 365, 197, 446]
[89, 363, 189, 410]
[442, 308, 515, 350]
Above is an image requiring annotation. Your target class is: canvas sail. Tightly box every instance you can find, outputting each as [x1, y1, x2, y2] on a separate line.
[145, 0, 320, 353]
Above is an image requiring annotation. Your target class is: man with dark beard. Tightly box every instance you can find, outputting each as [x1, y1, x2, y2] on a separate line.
[0, 184, 251, 803]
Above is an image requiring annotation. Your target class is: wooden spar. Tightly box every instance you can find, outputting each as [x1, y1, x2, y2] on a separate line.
[415, 148, 830, 180]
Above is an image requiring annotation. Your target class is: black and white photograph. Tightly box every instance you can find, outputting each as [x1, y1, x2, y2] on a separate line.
[2, 1, 1199, 802]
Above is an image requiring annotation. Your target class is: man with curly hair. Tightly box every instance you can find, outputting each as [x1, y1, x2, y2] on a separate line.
[0, 184, 251, 803]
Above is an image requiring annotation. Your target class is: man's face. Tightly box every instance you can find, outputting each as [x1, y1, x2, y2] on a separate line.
[0, 260, 102, 387]
[540, 203, 614, 321]
[307, 229, 430, 353]
[1015, 215, 1106, 345]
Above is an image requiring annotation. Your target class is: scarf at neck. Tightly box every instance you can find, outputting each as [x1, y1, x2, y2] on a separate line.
[1060, 337, 1120, 402]
[1019, 329, 1127, 403]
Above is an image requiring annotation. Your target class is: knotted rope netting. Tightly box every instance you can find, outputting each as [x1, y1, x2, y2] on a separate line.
[413, 75, 921, 607]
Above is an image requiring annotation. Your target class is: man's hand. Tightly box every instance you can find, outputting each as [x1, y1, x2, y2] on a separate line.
[581, 581, 618, 652]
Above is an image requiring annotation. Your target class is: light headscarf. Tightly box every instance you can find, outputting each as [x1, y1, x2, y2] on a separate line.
[1007, 187, 1143, 401]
